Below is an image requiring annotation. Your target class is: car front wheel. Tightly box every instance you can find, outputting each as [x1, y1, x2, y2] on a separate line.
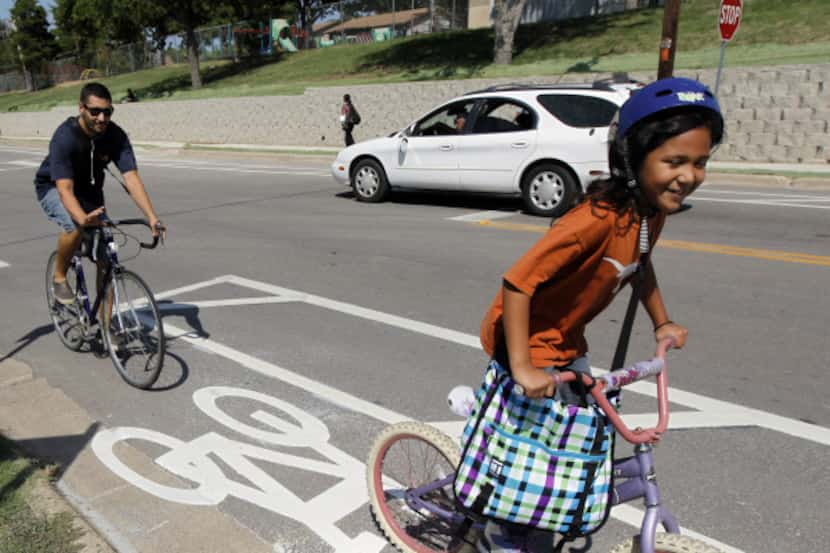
[521, 163, 578, 218]
[352, 158, 390, 203]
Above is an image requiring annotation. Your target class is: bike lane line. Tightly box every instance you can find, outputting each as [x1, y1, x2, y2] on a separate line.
[129, 274, 796, 551]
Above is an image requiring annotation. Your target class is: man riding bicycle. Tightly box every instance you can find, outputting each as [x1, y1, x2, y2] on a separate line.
[34, 82, 165, 305]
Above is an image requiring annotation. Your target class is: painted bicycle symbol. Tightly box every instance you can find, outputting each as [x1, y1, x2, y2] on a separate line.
[92, 386, 387, 553]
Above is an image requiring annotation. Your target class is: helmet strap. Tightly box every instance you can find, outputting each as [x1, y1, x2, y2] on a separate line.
[618, 138, 640, 195]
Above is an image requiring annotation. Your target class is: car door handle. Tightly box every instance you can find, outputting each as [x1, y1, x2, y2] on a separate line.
[439, 144, 454, 151]
[511, 141, 529, 148]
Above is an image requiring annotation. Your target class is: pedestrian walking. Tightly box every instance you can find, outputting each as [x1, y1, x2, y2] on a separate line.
[340, 94, 361, 146]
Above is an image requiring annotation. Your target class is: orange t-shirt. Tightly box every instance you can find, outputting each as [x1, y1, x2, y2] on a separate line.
[480, 202, 666, 368]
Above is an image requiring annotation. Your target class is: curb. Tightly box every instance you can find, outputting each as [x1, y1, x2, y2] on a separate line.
[3, 136, 830, 188]
[0, 357, 273, 553]
[0, 358, 117, 553]
[705, 172, 830, 190]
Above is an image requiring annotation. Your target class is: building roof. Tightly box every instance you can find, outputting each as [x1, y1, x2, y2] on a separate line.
[315, 8, 430, 34]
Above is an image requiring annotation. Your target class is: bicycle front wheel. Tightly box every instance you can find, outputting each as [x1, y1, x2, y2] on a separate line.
[45, 251, 85, 351]
[610, 533, 724, 553]
[367, 421, 476, 553]
[103, 270, 165, 389]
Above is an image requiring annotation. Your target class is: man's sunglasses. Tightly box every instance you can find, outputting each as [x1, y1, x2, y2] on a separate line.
[84, 105, 114, 117]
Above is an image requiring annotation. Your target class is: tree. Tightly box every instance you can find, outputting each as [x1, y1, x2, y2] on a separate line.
[53, 0, 83, 54]
[492, 0, 529, 65]
[294, 0, 335, 50]
[0, 20, 18, 67]
[10, 0, 58, 90]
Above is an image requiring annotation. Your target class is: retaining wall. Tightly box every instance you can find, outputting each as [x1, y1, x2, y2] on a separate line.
[0, 63, 827, 163]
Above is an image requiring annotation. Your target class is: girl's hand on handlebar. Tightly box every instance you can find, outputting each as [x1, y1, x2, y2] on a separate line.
[512, 365, 556, 398]
[655, 321, 687, 349]
[633, 426, 662, 444]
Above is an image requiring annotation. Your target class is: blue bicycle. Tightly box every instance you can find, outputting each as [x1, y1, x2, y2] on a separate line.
[45, 219, 165, 389]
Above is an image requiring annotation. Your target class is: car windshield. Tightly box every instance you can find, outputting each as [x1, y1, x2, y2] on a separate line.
[413, 100, 477, 136]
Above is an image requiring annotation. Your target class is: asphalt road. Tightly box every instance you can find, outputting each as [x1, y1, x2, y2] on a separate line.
[0, 143, 828, 553]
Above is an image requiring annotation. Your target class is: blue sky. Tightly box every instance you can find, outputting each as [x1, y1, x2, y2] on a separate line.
[1, 0, 54, 23]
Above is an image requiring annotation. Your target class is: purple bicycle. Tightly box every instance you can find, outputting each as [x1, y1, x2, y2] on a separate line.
[366, 340, 723, 553]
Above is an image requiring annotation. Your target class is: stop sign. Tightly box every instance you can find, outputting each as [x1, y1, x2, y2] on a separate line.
[719, 0, 743, 42]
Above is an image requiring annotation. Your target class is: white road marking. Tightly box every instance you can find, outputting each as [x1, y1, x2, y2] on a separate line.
[149, 275, 754, 552]
[700, 189, 830, 200]
[141, 161, 329, 177]
[0, 146, 44, 156]
[159, 274, 830, 447]
[0, 260, 8, 268]
[612, 505, 744, 553]
[5, 159, 40, 167]
[164, 318, 411, 425]
[448, 210, 519, 222]
[692, 196, 830, 209]
[158, 297, 298, 310]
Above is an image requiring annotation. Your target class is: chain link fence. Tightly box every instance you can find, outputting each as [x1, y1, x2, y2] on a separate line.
[1, 0, 665, 92]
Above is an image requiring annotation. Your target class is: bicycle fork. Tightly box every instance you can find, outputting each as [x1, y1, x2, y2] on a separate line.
[612, 444, 680, 553]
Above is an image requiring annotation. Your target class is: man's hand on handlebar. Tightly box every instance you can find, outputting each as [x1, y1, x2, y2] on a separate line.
[82, 206, 106, 227]
[149, 218, 166, 243]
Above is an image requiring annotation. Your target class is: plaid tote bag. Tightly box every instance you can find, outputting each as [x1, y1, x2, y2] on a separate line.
[453, 360, 615, 536]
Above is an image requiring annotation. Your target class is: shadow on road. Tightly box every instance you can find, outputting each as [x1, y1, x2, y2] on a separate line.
[2, 422, 100, 481]
[0, 324, 54, 364]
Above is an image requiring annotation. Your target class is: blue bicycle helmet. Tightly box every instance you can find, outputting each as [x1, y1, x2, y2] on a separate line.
[607, 77, 724, 193]
[611, 77, 723, 144]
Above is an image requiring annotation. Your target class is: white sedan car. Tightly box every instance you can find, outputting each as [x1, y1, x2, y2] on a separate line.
[331, 82, 636, 217]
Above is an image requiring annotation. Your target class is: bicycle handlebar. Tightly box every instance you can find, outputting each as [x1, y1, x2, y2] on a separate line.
[549, 339, 674, 444]
[107, 218, 162, 249]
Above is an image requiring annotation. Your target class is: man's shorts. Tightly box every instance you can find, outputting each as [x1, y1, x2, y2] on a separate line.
[36, 184, 76, 233]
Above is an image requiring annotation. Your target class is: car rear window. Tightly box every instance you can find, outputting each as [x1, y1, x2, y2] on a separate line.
[536, 94, 619, 128]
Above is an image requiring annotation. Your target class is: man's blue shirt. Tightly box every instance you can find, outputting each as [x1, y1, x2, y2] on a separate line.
[35, 117, 137, 212]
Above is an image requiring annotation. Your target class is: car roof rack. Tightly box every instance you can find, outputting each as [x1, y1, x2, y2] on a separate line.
[463, 81, 620, 96]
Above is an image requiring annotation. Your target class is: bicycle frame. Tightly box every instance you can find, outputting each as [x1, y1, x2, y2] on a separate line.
[70, 227, 119, 332]
[68, 219, 159, 334]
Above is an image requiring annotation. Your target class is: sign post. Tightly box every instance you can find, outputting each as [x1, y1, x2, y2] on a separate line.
[715, 0, 743, 96]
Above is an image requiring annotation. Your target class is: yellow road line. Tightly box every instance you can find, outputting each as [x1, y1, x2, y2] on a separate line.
[475, 220, 830, 267]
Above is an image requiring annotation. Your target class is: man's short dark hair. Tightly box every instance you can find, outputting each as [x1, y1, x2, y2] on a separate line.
[80, 82, 112, 104]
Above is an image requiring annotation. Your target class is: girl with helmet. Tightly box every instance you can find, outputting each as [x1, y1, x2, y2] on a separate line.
[476, 77, 724, 553]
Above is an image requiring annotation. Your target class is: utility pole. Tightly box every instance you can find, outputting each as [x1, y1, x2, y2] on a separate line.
[657, 0, 681, 79]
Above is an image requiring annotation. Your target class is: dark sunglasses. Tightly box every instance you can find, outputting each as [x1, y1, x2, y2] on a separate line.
[84, 105, 114, 117]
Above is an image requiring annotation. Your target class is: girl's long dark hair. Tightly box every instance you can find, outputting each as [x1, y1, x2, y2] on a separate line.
[586, 107, 725, 220]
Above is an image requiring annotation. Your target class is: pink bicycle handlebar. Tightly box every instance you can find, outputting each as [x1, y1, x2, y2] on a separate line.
[552, 339, 673, 444]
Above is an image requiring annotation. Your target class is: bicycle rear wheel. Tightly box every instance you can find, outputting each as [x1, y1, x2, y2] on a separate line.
[45, 251, 85, 351]
[103, 269, 165, 389]
[367, 421, 476, 553]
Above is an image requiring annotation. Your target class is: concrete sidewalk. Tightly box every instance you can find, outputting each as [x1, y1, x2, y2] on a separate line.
[0, 358, 272, 553]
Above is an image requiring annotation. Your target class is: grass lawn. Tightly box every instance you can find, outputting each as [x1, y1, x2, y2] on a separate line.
[0, 435, 83, 553]
[1, 0, 828, 112]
